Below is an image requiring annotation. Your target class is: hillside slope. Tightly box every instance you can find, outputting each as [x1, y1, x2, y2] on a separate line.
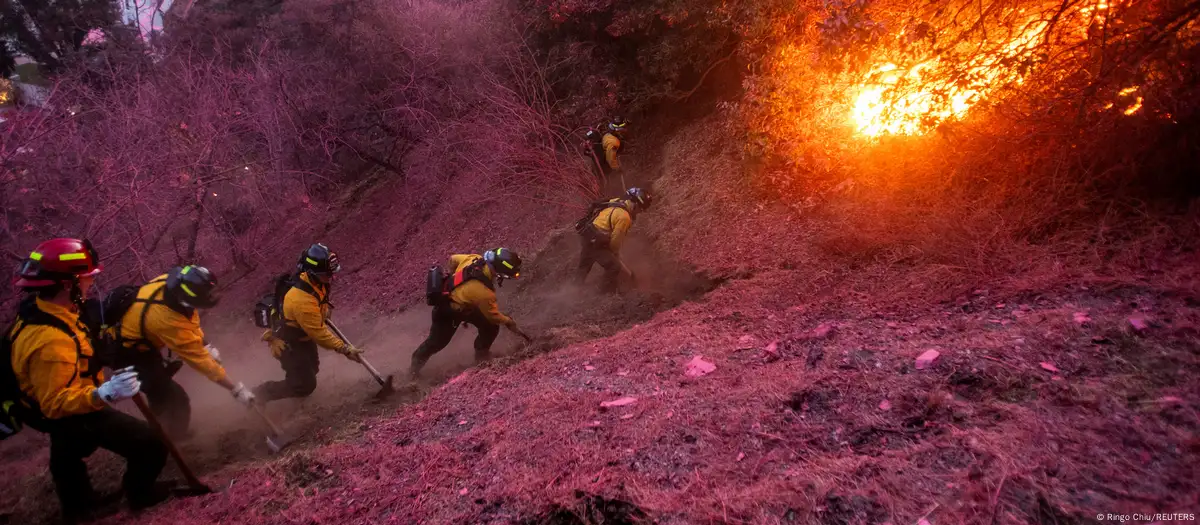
[2, 117, 1198, 525]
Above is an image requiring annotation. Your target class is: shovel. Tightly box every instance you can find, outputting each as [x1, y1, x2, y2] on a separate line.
[249, 402, 293, 454]
[326, 320, 395, 399]
[131, 393, 213, 496]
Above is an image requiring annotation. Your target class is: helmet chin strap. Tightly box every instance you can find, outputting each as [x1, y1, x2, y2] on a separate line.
[68, 279, 85, 309]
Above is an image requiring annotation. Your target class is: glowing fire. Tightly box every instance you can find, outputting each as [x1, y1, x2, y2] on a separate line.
[1123, 97, 1143, 115]
[851, 19, 1048, 137]
[1118, 86, 1143, 115]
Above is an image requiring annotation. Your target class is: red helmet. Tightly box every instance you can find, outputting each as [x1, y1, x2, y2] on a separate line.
[14, 238, 102, 288]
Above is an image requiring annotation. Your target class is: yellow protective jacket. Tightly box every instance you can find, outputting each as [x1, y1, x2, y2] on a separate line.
[447, 254, 513, 327]
[591, 199, 634, 252]
[118, 275, 227, 383]
[9, 298, 106, 419]
[281, 272, 346, 351]
[602, 133, 621, 170]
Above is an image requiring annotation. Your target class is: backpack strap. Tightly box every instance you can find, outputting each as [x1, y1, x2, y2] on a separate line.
[291, 278, 330, 307]
[13, 299, 95, 388]
[274, 275, 331, 343]
[448, 257, 494, 292]
[117, 279, 176, 357]
[591, 199, 630, 220]
[583, 199, 631, 237]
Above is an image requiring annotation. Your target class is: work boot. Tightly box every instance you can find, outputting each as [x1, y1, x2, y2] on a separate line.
[127, 483, 172, 512]
[60, 491, 122, 525]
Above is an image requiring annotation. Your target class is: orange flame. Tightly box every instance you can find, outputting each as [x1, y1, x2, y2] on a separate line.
[851, 19, 1049, 137]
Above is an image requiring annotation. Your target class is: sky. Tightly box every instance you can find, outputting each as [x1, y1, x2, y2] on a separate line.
[120, 0, 176, 39]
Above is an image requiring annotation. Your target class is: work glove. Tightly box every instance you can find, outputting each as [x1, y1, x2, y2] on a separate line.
[262, 330, 286, 359]
[96, 367, 140, 404]
[231, 382, 256, 406]
[205, 344, 222, 363]
[340, 344, 364, 363]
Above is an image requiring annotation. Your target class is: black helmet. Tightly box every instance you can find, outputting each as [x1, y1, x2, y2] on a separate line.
[483, 247, 522, 279]
[166, 265, 219, 308]
[608, 116, 628, 133]
[626, 187, 652, 210]
[298, 243, 341, 276]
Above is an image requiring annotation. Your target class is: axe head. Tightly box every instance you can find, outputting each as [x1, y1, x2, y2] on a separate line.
[373, 374, 396, 399]
[265, 433, 293, 454]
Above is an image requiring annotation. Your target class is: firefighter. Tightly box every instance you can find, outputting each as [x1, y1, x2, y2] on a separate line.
[253, 243, 364, 403]
[110, 265, 256, 439]
[588, 116, 628, 181]
[410, 248, 529, 379]
[7, 238, 169, 520]
[576, 187, 653, 292]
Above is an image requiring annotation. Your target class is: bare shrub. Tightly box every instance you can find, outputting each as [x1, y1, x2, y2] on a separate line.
[0, 0, 593, 310]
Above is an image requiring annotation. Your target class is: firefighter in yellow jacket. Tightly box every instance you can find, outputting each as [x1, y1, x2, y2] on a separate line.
[110, 265, 255, 439]
[410, 248, 529, 379]
[588, 116, 628, 180]
[576, 187, 653, 292]
[254, 243, 363, 403]
[6, 238, 168, 520]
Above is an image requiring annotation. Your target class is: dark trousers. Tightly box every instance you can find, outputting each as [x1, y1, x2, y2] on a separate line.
[254, 340, 320, 402]
[124, 351, 191, 439]
[46, 409, 168, 513]
[576, 236, 624, 292]
[410, 304, 499, 377]
[590, 146, 612, 181]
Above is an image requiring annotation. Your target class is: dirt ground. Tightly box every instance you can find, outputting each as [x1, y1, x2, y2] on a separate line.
[2, 118, 1197, 525]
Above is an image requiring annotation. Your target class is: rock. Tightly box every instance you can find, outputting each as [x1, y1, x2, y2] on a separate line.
[878, 399, 891, 411]
[764, 341, 781, 363]
[915, 349, 940, 370]
[459, 488, 469, 495]
[584, 365, 596, 371]
[1129, 313, 1150, 331]
[600, 397, 638, 408]
[736, 452, 745, 462]
[1073, 311, 1091, 325]
[809, 323, 834, 338]
[684, 356, 717, 377]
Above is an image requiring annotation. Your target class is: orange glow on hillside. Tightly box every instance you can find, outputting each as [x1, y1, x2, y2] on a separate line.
[851, 19, 1049, 137]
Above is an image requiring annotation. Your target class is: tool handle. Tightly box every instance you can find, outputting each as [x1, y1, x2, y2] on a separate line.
[132, 393, 207, 490]
[326, 320, 387, 386]
[359, 357, 385, 382]
[326, 320, 350, 345]
[250, 403, 284, 436]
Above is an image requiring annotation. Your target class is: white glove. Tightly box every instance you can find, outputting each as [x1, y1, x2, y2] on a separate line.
[231, 382, 256, 406]
[96, 367, 141, 404]
[205, 344, 222, 363]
